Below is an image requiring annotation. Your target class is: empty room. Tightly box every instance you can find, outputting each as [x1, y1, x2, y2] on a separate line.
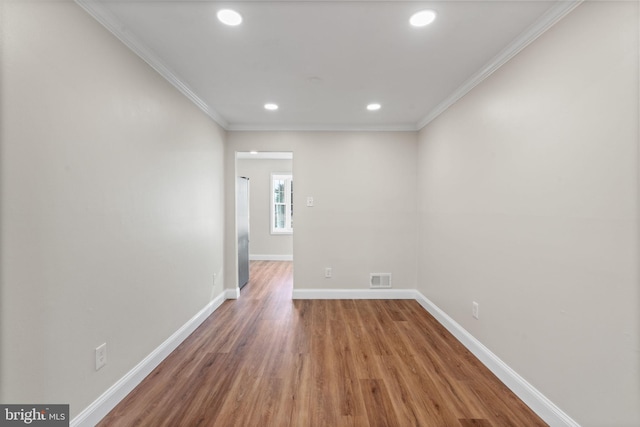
[1, 1, 638, 426]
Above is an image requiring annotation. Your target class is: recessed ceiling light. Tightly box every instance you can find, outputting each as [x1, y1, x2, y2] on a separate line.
[217, 9, 242, 26]
[264, 103, 279, 111]
[367, 103, 381, 111]
[250, 151, 258, 154]
[410, 10, 436, 27]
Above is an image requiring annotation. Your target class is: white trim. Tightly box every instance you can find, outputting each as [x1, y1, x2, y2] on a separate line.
[68, 278, 578, 427]
[75, 0, 417, 133]
[290, 287, 580, 427]
[74, 0, 229, 130]
[227, 123, 419, 132]
[70, 292, 230, 427]
[292, 288, 417, 300]
[76, 0, 580, 133]
[250, 254, 293, 261]
[416, 0, 583, 130]
[413, 291, 581, 427]
[225, 287, 241, 300]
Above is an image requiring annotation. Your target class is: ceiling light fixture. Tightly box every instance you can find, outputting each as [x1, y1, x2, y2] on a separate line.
[367, 103, 381, 111]
[264, 103, 279, 111]
[217, 9, 242, 26]
[410, 10, 436, 27]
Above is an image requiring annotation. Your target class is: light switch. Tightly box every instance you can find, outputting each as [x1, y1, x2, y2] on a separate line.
[306, 197, 314, 207]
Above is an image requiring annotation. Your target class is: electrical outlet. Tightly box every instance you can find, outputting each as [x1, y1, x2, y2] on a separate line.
[95, 343, 107, 371]
[325, 267, 332, 278]
[472, 302, 479, 320]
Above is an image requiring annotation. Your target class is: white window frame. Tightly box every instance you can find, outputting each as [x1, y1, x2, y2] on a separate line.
[271, 173, 293, 234]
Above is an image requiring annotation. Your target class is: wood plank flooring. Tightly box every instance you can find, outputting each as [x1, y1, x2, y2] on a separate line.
[98, 261, 547, 426]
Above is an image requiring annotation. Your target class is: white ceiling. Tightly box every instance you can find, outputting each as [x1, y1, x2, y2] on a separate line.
[77, 0, 580, 131]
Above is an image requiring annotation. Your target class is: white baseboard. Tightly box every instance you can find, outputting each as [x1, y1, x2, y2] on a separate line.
[292, 288, 417, 300]
[70, 291, 230, 427]
[71, 286, 578, 427]
[413, 291, 580, 427]
[249, 254, 293, 261]
[291, 287, 578, 427]
[225, 287, 241, 299]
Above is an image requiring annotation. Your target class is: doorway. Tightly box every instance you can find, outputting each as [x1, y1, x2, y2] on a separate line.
[236, 151, 294, 291]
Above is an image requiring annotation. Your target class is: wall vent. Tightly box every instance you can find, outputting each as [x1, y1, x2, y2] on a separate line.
[370, 273, 392, 289]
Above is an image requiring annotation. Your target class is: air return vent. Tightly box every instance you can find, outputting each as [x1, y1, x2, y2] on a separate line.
[370, 273, 392, 289]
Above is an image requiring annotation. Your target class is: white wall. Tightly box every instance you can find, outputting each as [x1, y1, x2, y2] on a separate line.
[0, 0, 226, 418]
[226, 132, 418, 292]
[237, 158, 293, 259]
[417, 2, 639, 426]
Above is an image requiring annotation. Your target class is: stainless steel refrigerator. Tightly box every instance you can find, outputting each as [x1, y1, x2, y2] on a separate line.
[237, 176, 250, 289]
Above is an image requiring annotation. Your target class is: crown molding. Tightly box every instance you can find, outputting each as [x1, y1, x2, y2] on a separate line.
[74, 0, 414, 133]
[226, 123, 418, 132]
[77, 0, 581, 133]
[416, 0, 583, 130]
[75, 0, 230, 130]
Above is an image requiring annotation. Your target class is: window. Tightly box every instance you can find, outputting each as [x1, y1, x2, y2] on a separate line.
[271, 173, 293, 234]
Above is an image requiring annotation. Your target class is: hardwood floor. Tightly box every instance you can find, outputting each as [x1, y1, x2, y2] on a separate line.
[98, 261, 547, 426]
